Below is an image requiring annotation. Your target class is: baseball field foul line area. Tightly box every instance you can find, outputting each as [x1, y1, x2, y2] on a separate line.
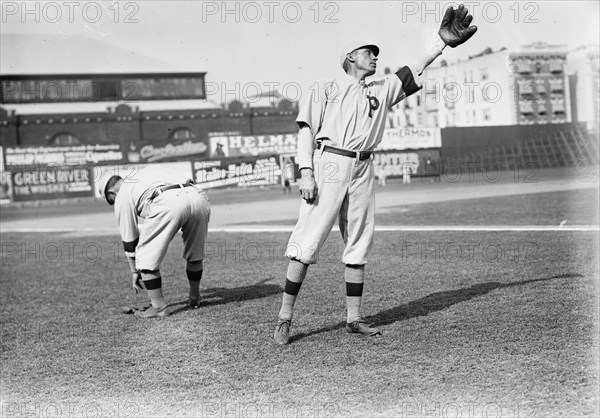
[1, 185, 598, 416]
[0, 229, 598, 417]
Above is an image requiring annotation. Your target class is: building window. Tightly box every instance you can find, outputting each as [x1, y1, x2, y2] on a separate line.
[516, 62, 532, 74]
[482, 109, 491, 121]
[538, 104, 548, 116]
[519, 102, 534, 114]
[536, 80, 546, 95]
[549, 60, 563, 74]
[551, 100, 565, 114]
[170, 127, 196, 140]
[549, 78, 564, 93]
[50, 133, 80, 145]
[518, 80, 539, 102]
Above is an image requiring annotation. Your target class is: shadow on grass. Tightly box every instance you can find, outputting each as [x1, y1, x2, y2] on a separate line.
[289, 273, 583, 343]
[168, 277, 281, 316]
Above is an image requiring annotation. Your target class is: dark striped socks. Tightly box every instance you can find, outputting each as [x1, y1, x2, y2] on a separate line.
[278, 259, 308, 320]
[141, 270, 166, 309]
[186, 269, 203, 301]
[345, 264, 365, 323]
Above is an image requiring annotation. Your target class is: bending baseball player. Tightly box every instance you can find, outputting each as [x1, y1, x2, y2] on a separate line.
[274, 5, 477, 344]
[100, 165, 210, 318]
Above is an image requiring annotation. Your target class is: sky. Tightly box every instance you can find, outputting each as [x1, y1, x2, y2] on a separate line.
[1, 0, 599, 104]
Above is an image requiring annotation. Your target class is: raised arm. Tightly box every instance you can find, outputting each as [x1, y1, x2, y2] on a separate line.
[413, 4, 478, 76]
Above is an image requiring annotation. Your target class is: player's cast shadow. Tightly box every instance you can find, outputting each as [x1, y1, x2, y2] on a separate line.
[167, 277, 281, 316]
[289, 272, 584, 343]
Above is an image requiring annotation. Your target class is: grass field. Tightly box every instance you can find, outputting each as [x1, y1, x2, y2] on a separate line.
[1, 185, 599, 417]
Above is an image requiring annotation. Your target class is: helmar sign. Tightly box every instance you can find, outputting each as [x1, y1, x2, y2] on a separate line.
[209, 134, 298, 157]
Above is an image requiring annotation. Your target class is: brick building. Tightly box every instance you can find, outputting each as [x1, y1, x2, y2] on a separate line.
[387, 42, 575, 128]
[0, 81, 297, 151]
[0, 33, 298, 152]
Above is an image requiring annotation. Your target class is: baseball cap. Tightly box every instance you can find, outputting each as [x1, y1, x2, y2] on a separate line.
[97, 173, 112, 201]
[340, 42, 380, 68]
[97, 172, 120, 203]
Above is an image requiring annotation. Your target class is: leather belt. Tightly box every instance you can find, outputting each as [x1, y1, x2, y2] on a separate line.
[151, 181, 195, 200]
[317, 143, 373, 161]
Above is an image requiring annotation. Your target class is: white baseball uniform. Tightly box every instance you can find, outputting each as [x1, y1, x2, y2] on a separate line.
[286, 67, 422, 265]
[114, 165, 210, 271]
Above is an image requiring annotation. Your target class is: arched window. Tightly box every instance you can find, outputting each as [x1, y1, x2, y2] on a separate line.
[50, 133, 80, 145]
[170, 127, 196, 140]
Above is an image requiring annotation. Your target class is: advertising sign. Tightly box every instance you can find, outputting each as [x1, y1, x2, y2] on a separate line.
[192, 156, 281, 189]
[279, 154, 299, 185]
[209, 134, 297, 158]
[3, 144, 125, 168]
[0, 170, 12, 204]
[374, 152, 420, 177]
[377, 128, 442, 151]
[138, 139, 209, 163]
[11, 166, 93, 201]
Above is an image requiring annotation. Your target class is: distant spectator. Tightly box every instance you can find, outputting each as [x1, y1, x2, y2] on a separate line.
[0, 179, 9, 200]
[402, 163, 411, 184]
[377, 164, 387, 187]
[283, 178, 292, 193]
[403, 153, 420, 184]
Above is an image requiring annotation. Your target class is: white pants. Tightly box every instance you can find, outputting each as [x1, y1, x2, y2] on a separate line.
[136, 187, 210, 271]
[286, 149, 375, 265]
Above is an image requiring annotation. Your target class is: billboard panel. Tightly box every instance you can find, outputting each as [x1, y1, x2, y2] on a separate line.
[4, 144, 125, 169]
[11, 166, 93, 201]
[378, 128, 442, 151]
[209, 134, 297, 158]
[191, 156, 281, 189]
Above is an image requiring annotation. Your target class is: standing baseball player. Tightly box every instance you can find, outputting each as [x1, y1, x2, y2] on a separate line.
[274, 5, 477, 344]
[100, 164, 211, 318]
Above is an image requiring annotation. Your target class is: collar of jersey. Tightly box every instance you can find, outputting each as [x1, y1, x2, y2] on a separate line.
[343, 74, 367, 86]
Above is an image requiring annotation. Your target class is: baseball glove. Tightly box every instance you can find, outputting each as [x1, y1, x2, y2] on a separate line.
[439, 4, 478, 48]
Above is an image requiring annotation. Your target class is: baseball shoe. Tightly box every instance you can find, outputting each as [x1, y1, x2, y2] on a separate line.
[188, 297, 201, 309]
[346, 319, 382, 336]
[134, 305, 168, 319]
[120, 302, 151, 315]
[273, 318, 292, 345]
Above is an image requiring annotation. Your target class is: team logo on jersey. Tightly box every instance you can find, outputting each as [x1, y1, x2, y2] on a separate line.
[366, 95, 380, 118]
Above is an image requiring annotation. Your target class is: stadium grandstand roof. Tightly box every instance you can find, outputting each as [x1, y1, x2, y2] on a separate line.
[0, 33, 220, 114]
